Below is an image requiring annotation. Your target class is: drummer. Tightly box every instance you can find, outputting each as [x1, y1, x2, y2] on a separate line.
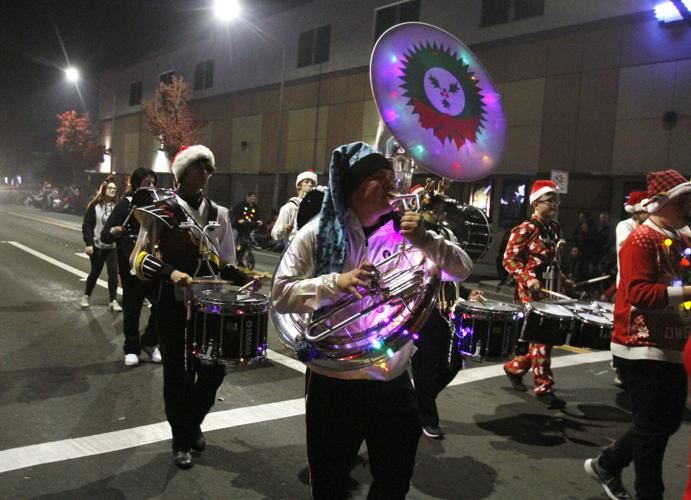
[101, 167, 161, 367]
[130, 145, 256, 469]
[409, 182, 483, 439]
[502, 180, 567, 408]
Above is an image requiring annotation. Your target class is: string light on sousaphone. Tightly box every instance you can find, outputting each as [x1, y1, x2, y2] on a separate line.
[370, 22, 506, 182]
[663, 238, 691, 310]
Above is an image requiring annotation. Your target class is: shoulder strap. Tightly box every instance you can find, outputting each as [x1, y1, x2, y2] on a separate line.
[206, 197, 219, 223]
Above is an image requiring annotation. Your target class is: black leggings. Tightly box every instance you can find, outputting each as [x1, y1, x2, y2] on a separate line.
[84, 247, 119, 300]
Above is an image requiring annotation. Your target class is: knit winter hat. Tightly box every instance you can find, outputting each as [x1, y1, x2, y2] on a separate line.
[172, 145, 215, 182]
[314, 142, 392, 276]
[624, 190, 648, 214]
[529, 180, 558, 204]
[641, 169, 691, 213]
[295, 170, 318, 188]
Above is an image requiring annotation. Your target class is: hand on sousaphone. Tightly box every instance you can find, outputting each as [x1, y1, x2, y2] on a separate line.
[400, 210, 428, 247]
[336, 261, 376, 300]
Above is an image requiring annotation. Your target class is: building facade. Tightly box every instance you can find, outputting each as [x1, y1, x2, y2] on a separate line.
[98, 0, 691, 272]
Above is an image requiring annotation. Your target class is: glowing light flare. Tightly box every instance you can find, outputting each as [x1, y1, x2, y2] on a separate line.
[681, 257, 690, 267]
[386, 348, 395, 358]
[664, 238, 673, 247]
[684, 248, 691, 256]
[390, 54, 398, 63]
[684, 301, 691, 311]
[65, 67, 79, 82]
[371, 338, 382, 350]
[214, 0, 241, 21]
[654, 1, 688, 22]
[673, 279, 684, 287]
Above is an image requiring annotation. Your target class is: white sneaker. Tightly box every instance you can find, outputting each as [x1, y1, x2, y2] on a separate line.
[144, 346, 162, 363]
[109, 300, 123, 312]
[124, 354, 139, 366]
[80, 295, 90, 308]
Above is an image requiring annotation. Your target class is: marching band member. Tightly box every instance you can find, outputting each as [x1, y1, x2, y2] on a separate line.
[131, 145, 254, 469]
[272, 142, 472, 500]
[408, 184, 481, 439]
[502, 180, 567, 408]
[101, 167, 160, 367]
[615, 190, 649, 287]
[271, 170, 317, 245]
[585, 170, 691, 500]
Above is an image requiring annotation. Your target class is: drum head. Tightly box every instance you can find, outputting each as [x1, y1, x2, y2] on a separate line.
[577, 312, 610, 326]
[455, 299, 522, 318]
[196, 289, 268, 306]
[440, 199, 492, 261]
[370, 22, 506, 182]
[530, 302, 573, 318]
[593, 301, 614, 314]
[564, 301, 600, 314]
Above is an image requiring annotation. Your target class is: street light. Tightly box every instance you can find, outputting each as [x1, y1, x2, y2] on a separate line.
[65, 66, 117, 174]
[215, 1, 287, 210]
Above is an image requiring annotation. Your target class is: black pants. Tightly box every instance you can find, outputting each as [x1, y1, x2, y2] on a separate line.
[157, 290, 225, 451]
[599, 357, 687, 500]
[84, 247, 118, 300]
[411, 310, 459, 427]
[305, 370, 421, 500]
[120, 270, 158, 355]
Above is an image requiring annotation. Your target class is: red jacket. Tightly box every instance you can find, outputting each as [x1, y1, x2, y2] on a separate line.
[612, 220, 691, 362]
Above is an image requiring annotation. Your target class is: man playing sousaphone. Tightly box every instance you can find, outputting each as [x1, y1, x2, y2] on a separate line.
[272, 142, 473, 499]
[502, 180, 569, 408]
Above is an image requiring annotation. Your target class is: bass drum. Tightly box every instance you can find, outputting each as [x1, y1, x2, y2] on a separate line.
[440, 200, 492, 261]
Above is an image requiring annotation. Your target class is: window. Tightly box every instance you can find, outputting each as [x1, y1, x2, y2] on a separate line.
[194, 59, 215, 90]
[297, 25, 331, 68]
[481, 0, 544, 27]
[374, 0, 420, 42]
[159, 70, 175, 85]
[499, 179, 528, 228]
[470, 180, 493, 217]
[128, 81, 142, 106]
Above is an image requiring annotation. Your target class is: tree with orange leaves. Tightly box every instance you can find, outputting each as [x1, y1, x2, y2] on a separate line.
[143, 75, 204, 160]
[55, 110, 106, 184]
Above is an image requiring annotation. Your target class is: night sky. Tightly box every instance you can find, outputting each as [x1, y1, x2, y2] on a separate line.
[0, 0, 305, 176]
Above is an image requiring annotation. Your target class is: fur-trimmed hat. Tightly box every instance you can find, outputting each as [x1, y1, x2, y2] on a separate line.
[296, 170, 318, 188]
[172, 145, 215, 182]
[624, 190, 648, 214]
[529, 180, 558, 204]
[641, 169, 691, 213]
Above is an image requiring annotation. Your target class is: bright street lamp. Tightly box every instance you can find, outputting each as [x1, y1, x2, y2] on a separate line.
[217, 4, 287, 210]
[214, 0, 241, 22]
[65, 67, 79, 82]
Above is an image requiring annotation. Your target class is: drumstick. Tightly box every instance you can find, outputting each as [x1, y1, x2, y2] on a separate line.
[542, 289, 574, 301]
[573, 274, 611, 287]
[236, 280, 256, 293]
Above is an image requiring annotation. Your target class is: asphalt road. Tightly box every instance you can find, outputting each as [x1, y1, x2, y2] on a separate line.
[0, 198, 689, 499]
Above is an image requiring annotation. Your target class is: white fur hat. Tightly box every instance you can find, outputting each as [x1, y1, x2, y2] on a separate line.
[172, 145, 215, 182]
[295, 170, 318, 188]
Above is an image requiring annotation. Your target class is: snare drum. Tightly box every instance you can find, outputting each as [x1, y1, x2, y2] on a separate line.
[593, 300, 614, 314]
[519, 302, 574, 345]
[450, 299, 524, 361]
[192, 290, 269, 365]
[570, 311, 613, 350]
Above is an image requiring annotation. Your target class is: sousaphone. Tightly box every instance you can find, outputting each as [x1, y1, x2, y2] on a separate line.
[271, 22, 506, 371]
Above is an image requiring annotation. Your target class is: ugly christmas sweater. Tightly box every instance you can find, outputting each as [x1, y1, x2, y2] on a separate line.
[613, 218, 691, 363]
[503, 214, 560, 303]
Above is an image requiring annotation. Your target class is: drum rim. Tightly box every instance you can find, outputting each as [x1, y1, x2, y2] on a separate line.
[454, 299, 522, 314]
[527, 301, 574, 318]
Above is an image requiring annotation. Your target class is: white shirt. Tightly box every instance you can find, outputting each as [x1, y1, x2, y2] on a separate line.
[271, 196, 301, 243]
[272, 209, 473, 381]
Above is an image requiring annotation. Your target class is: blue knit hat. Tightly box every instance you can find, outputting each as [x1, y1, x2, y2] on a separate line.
[314, 142, 392, 276]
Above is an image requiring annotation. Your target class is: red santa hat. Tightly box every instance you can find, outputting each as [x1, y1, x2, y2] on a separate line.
[529, 180, 558, 204]
[641, 169, 691, 213]
[624, 190, 648, 214]
[172, 145, 215, 182]
[409, 184, 425, 196]
[295, 170, 318, 188]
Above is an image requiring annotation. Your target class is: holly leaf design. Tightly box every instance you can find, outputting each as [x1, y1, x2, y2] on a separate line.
[448, 82, 459, 94]
[428, 74, 440, 89]
[442, 99, 450, 109]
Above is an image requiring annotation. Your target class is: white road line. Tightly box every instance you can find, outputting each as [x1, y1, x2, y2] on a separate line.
[448, 349, 612, 386]
[265, 349, 307, 373]
[4, 241, 123, 297]
[74, 252, 88, 259]
[0, 399, 305, 475]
